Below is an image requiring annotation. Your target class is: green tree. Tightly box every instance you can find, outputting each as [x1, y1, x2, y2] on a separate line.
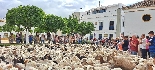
[2, 24, 16, 33]
[62, 16, 79, 34]
[76, 21, 95, 36]
[6, 5, 45, 32]
[0, 26, 3, 32]
[34, 14, 65, 33]
[6, 5, 45, 44]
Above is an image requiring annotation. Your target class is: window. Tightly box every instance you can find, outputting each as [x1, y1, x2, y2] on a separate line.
[99, 22, 103, 26]
[142, 14, 151, 22]
[95, 22, 97, 25]
[123, 21, 124, 27]
[99, 34, 102, 39]
[99, 9, 106, 13]
[90, 34, 93, 40]
[87, 12, 89, 15]
[99, 22, 103, 30]
[138, 10, 144, 11]
[109, 21, 114, 30]
[149, 9, 155, 10]
[104, 34, 108, 37]
[109, 34, 113, 40]
[129, 11, 135, 12]
[92, 10, 97, 14]
[121, 32, 124, 36]
[96, 10, 100, 13]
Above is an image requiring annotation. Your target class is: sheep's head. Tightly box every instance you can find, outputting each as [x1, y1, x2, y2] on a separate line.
[134, 63, 145, 70]
[146, 62, 154, 70]
[95, 55, 105, 64]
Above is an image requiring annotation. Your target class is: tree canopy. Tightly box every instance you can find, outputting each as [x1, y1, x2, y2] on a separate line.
[62, 16, 79, 34]
[6, 5, 45, 31]
[3, 5, 95, 37]
[76, 21, 95, 36]
[34, 14, 65, 33]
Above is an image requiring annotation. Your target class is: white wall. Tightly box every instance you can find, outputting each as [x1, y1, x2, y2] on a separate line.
[124, 7, 155, 36]
[82, 3, 125, 39]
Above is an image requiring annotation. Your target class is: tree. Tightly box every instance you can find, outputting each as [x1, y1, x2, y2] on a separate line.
[62, 16, 79, 34]
[2, 24, 16, 33]
[76, 21, 95, 36]
[0, 26, 3, 32]
[34, 14, 65, 33]
[6, 5, 46, 44]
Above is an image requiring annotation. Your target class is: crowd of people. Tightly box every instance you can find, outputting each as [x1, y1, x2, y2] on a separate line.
[7, 31, 155, 59]
[0, 31, 155, 69]
[101, 31, 155, 60]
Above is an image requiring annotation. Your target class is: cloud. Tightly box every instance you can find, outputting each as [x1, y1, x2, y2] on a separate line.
[0, 0, 143, 18]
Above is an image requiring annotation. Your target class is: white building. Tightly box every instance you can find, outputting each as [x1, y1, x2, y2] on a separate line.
[75, 3, 125, 39]
[0, 18, 9, 38]
[123, 0, 155, 36]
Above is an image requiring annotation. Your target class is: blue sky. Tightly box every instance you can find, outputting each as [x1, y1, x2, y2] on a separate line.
[0, 0, 143, 18]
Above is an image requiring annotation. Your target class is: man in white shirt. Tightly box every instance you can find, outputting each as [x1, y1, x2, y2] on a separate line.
[141, 34, 147, 59]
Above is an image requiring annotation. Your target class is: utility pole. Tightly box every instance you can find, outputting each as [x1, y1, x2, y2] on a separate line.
[99, 1, 100, 7]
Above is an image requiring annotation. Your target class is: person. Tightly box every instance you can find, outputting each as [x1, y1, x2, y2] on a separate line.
[140, 34, 147, 59]
[101, 38, 105, 46]
[40, 34, 45, 44]
[19, 32, 23, 43]
[71, 36, 75, 44]
[122, 36, 129, 51]
[29, 35, 33, 44]
[115, 38, 119, 50]
[118, 41, 122, 50]
[16, 33, 20, 43]
[139, 38, 143, 57]
[0, 35, 1, 43]
[146, 36, 150, 58]
[9, 33, 14, 43]
[47, 32, 51, 44]
[147, 31, 155, 59]
[130, 35, 139, 55]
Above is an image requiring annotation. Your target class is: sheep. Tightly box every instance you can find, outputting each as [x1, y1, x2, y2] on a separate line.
[0, 44, 155, 70]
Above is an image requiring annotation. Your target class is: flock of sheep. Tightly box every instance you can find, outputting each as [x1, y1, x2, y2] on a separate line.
[0, 44, 154, 70]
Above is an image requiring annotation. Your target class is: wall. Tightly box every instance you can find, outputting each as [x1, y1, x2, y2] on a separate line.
[124, 7, 155, 36]
[82, 3, 125, 39]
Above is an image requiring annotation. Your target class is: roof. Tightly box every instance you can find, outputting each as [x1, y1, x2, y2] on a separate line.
[0, 20, 4, 22]
[122, 0, 155, 10]
[85, 3, 124, 12]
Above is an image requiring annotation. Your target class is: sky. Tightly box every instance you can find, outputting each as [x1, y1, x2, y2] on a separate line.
[0, 0, 143, 18]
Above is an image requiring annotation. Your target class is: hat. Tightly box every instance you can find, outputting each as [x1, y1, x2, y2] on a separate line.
[148, 31, 154, 34]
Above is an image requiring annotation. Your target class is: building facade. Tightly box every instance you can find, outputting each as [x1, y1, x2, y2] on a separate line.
[77, 3, 125, 39]
[123, 0, 155, 36]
